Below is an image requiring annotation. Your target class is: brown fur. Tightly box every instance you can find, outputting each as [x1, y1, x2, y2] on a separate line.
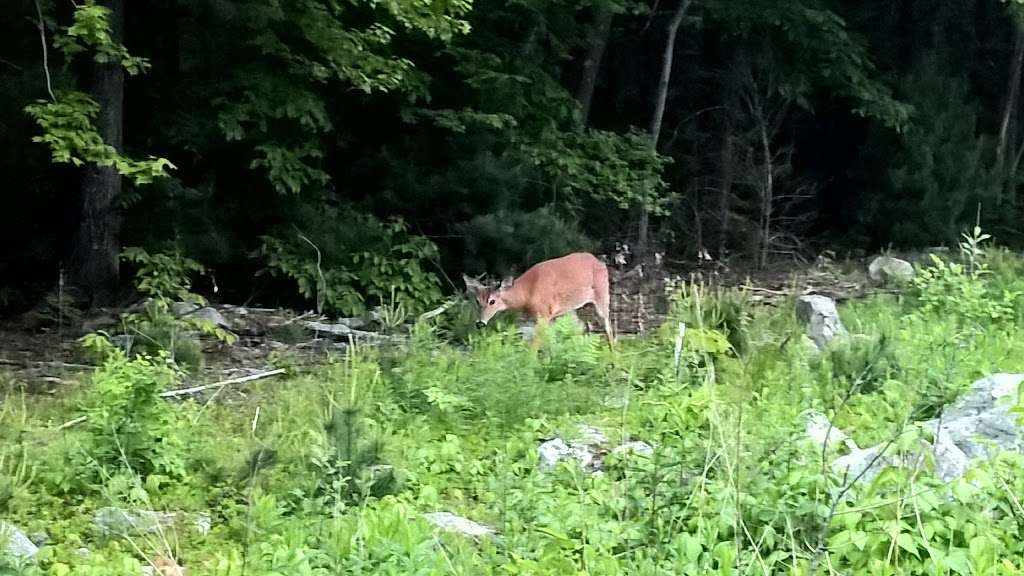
[463, 252, 614, 347]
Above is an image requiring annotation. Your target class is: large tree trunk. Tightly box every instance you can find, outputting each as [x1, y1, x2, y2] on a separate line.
[71, 0, 125, 306]
[639, 0, 692, 256]
[576, 4, 613, 126]
[996, 23, 1024, 206]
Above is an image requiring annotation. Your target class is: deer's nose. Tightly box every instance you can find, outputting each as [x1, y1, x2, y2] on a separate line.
[476, 321, 486, 329]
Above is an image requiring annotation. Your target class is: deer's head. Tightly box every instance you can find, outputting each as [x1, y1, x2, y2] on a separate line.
[463, 274, 513, 327]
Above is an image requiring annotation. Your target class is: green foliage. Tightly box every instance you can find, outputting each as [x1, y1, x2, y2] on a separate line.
[81, 248, 234, 372]
[664, 282, 753, 357]
[313, 407, 400, 505]
[707, 0, 913, 130]
[457, 206, 595, 275]
[80, 351, 186, 479]
[121, 247, 205, 304]
[24, 92, 174, 185]
[53, 0, 150, 75]
[525, 128, 673, 216]
[23, 0, 173, 188]
[207, 0, 472, 195]
[810, 333, 898, 396]
[867, 59, 993, 245]
[258, 208, 442, 316]
[913, 227, 1021, 327]
[5, 270, 1024, 572]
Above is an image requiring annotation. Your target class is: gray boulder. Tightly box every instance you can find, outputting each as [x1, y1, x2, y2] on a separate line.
[538, 425, 653, 472]
[0, 522, 38, 563]
[925, 373, 1024, 481]
[796, 295, 848, 349]
[809, 374, 1024, 484]
[93, 508, 211, 538]
[868, 256, 915, 285]
[171, 302, 231, 330]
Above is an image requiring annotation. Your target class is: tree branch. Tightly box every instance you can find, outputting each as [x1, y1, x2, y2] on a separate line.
[32, 0, 56, 102]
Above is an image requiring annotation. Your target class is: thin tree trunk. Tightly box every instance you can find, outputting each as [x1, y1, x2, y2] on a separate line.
[717, 122, 734, 260]
[758, 118, 773, 269]
[71, 0, 125, 306]
[996, 23, 1024, 206]
[639, 0, 692, 255]
[576, 5, 614, 126]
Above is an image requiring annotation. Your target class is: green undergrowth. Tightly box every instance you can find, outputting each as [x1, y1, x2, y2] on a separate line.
[2, 247, 1024, 574]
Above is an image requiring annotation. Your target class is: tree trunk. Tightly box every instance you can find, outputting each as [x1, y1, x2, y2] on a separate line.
[717, 122, 734, 260]
[576, 4, 613, 126]
[639, 0, 692, 256]
[757, 118, 773, 269]
[996, 23, 1024, 206]
[71, 0, 125, 306]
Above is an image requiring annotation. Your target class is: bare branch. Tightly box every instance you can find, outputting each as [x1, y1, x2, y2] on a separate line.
[33, 0, 56, 101]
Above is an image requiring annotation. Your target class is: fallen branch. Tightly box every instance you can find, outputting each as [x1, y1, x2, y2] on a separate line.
[0, 359, 93, 369]
[56, 415, 87, 430]
[418, 299, 456, 322]
[303, 321, 397, 341]
[159, 369, 287, 398]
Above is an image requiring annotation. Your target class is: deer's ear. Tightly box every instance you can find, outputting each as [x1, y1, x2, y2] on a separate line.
[463, 274, 485, 293]
[499, 276, 514, 291]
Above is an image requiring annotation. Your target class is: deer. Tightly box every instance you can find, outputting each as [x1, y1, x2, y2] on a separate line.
[462, 252, 614, 349]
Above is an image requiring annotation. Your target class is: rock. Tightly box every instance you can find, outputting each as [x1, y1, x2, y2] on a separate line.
[539, 426, 654, 472]
[423, 512, 495, 538]
[868, 256, 915, 285]
[818, 374, 1023, 484]
[110, 334, 135, 352]
[170, 302, 199, 317]
[574, 425, 609, 447]
[537, 437, 601, 472]
[93, 508, 211, 538]
[94, 508, 176, 537]
[0, 522, 39, 563]
[172, 303, 231, 330]
[925, 373, 1024, 481]
[803, 410, 855, 453]
[82, 314, 117, 333]
[611, 441, 655, 457]
[832, 444, 889, 484]
[795, 295, 848, 349]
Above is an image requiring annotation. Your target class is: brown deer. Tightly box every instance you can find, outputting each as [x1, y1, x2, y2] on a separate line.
[463, 252, 614, 348]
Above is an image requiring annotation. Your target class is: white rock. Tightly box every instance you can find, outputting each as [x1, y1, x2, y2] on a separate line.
[803, 410, 855, 452]
[538, 438, 574, 471]
[423, 512, 495, 538]
[611, 441, 655, 456]
[926, 373, 1024, 480]
[0, 522, 38, 563]
[795, 295, 848, 349]
[172, 302, 231, 329]
[868, 256, 915, 285]
[574, 425, 609, 447]
[93, 508, 211, 538]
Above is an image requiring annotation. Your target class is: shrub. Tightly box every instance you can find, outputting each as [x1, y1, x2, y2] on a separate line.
[258, 206, 442, 317]
[79, 351, 187, 479]
[456, 206, 595, 276]
[912, 226, 1020, 327]
[82, 248, 235, 373]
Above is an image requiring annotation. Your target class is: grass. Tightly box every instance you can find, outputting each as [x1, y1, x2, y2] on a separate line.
[1, 250, 1024, 575]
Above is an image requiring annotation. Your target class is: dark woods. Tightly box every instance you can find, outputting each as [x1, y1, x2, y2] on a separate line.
[1, 0, 1023, 313]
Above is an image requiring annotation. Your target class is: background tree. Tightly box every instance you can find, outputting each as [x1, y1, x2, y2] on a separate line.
[3, 0, 1024, 314]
